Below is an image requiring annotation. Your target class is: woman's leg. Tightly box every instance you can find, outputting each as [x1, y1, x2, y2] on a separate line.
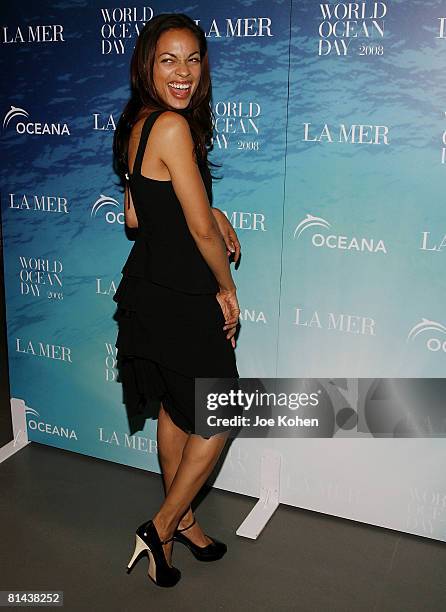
[156, 404, 226, 563]
[154, 409, 229, 562]
[156, 404, 188, 564]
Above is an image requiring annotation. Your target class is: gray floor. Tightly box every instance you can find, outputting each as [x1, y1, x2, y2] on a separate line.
[1, 235, 446, 611]
[1, 442, 446, 611]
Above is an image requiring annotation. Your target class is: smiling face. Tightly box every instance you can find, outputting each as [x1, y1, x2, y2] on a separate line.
[152, 28, 202, 109]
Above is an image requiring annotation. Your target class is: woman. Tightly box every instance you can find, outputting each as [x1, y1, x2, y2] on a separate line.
[112, 13, 241, 588]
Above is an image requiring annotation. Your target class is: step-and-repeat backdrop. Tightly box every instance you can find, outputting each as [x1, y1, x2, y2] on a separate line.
[2, 1, 446, 541]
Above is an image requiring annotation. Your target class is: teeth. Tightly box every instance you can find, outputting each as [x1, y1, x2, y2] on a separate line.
[169, 82, 191, 90]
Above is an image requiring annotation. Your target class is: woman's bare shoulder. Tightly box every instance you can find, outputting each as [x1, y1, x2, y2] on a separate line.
[151, 111, 191, 148]
[154, 110, 188, 126]
[129, 109, 187, 137]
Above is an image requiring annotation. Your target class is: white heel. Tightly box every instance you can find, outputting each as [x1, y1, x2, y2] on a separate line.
[127, 520, 181, 587]
[126, 534, 149, 573]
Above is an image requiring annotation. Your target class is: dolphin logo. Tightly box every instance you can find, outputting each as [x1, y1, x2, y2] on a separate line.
[91, 194, 119, 218]
[293, 214, 331, 239]
[25, 407, 40, 417]
[3, 105, 29, 129]
[407, 318, 446, 342]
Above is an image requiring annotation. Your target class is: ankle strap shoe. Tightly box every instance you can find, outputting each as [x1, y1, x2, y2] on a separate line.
[126, 520, 181, 587]
[174, 518, 227, 562]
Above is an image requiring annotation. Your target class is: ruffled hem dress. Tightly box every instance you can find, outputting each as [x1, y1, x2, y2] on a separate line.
[113, 110, 239, 437]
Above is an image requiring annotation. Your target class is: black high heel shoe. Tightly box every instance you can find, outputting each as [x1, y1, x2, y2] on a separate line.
[126, 520, 181, 587]
[173, 517, 227, 562]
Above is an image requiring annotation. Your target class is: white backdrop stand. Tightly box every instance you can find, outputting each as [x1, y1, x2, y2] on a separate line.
[0, 398, 30, 464]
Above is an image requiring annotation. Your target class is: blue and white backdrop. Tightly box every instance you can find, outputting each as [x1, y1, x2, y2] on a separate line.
[2, 1, 446, 541]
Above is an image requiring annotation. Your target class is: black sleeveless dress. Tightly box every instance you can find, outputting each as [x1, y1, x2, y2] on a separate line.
[113, 110, 239, 436]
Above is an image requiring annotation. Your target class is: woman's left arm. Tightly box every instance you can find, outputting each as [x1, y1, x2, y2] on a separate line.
[211, 208, 241, 263]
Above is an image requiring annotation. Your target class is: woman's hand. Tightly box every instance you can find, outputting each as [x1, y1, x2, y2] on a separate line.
[211, 208, 241, 263]
[216, 288, 240, 349]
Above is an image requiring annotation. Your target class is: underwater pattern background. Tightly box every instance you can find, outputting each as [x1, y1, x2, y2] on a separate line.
[1, 1, 445, 472]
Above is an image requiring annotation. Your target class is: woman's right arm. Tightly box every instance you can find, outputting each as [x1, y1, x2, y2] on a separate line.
[155, 111, 236, 293]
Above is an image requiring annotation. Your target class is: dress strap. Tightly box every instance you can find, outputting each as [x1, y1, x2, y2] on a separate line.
[132, 110, 166, 177]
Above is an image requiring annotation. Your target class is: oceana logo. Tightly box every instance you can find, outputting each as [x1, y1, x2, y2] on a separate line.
[3, 105, 70, 135]
[293, 213, 387, 254]
[25, 407, 78, 440]
[91, 194, 124, 224]
[407, 318, 446, 353]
